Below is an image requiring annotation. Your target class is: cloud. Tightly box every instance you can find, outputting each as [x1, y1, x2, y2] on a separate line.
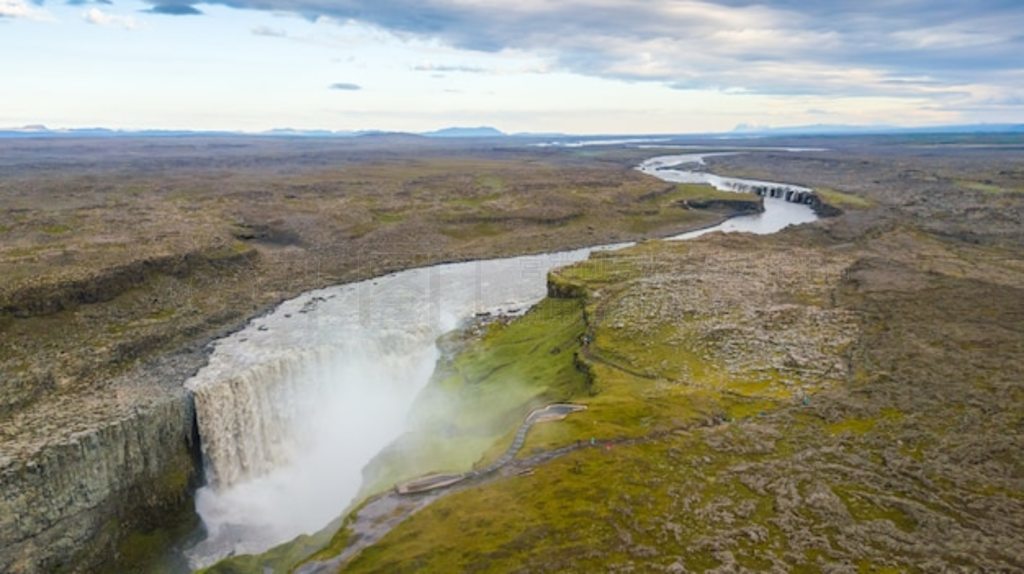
[32, 0, 1024, 111]
[329, 82, 362, 91]
[412, 63, 487, 73]
[82, 7, 138, 29]
[0, 0, 51, 20]
[125, 1, 1020, 96]
[146, 3, 201, 15]
[252, 25, 287, 37]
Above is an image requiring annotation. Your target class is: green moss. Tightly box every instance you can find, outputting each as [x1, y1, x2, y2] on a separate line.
[202, 529, 340, 574]
[41, 223, 72, 234]
[551, 252, 642, 288]
[440, 222, 503, 239]
[827, 417, 878, 435]
[475, 175, 506, 193]
[453, 192, 502, 207]
[835, 486, 917, 533]
[857, 561, 905, 574]
[148, 308, 177, 321]
[900, 442, 925, 461]
[827, 408, 902, 436]
[5, 245, 51, 258]
[816, 187, 873, 208]
[372, 209, 408, 223]
[956, 180, 1022, 194]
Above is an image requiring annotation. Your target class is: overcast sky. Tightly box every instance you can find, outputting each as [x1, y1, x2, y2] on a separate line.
[2, 0, 1022, 133]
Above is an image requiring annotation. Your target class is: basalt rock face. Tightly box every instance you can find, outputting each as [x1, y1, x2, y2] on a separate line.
[0, 355, 204, 574]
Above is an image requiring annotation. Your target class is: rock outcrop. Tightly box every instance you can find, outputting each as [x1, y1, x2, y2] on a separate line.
[0, 353, 204, 573]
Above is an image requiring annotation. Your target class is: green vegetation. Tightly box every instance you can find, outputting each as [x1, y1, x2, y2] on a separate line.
[815, 186, 873, 208]
[439, 221, 502, 239]
[202, 527, 341, 574]
[956, 179, 1024, 194]
[370, 209, 408, 223]
[40, 223, 71, 234]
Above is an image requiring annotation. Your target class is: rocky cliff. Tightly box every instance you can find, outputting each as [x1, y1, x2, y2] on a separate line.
[0, 352, 204, 573]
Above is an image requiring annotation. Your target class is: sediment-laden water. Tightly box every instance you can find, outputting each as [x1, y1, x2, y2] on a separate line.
[182, 153, 818, 567]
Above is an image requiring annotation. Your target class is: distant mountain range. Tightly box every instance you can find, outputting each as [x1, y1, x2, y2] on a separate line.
[1, 123, 1022, 139]
[420, 126, 506, 138]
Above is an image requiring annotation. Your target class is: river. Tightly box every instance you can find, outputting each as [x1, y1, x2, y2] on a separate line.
[181, 153, 818, 568]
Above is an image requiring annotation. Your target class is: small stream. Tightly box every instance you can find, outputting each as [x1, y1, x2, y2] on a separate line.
[181, 152, 818, 569]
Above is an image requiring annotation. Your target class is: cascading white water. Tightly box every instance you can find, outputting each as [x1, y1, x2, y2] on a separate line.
[188, 347, 329, 488]
[182, 152, 819, 568]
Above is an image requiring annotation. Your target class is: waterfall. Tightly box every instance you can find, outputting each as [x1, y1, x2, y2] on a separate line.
[188, 347, 330, 488]
[184, 322, 442, 567]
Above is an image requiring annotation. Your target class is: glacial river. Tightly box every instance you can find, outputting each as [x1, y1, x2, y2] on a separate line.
[182, 153, 818, 568]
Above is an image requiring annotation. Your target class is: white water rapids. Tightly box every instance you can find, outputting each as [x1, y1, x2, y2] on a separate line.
[182, 153, 818, 568]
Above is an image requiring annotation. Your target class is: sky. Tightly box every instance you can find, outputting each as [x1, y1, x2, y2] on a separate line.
[2, 0, 1023, 134]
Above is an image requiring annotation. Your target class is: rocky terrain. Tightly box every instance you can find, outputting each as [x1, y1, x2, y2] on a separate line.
[0, 136, 758, 573]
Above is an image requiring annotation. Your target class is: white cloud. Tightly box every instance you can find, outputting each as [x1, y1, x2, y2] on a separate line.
[252, 25, 287, 37]
[0, 0, 51, 21]
[83, 7, 139, 30]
